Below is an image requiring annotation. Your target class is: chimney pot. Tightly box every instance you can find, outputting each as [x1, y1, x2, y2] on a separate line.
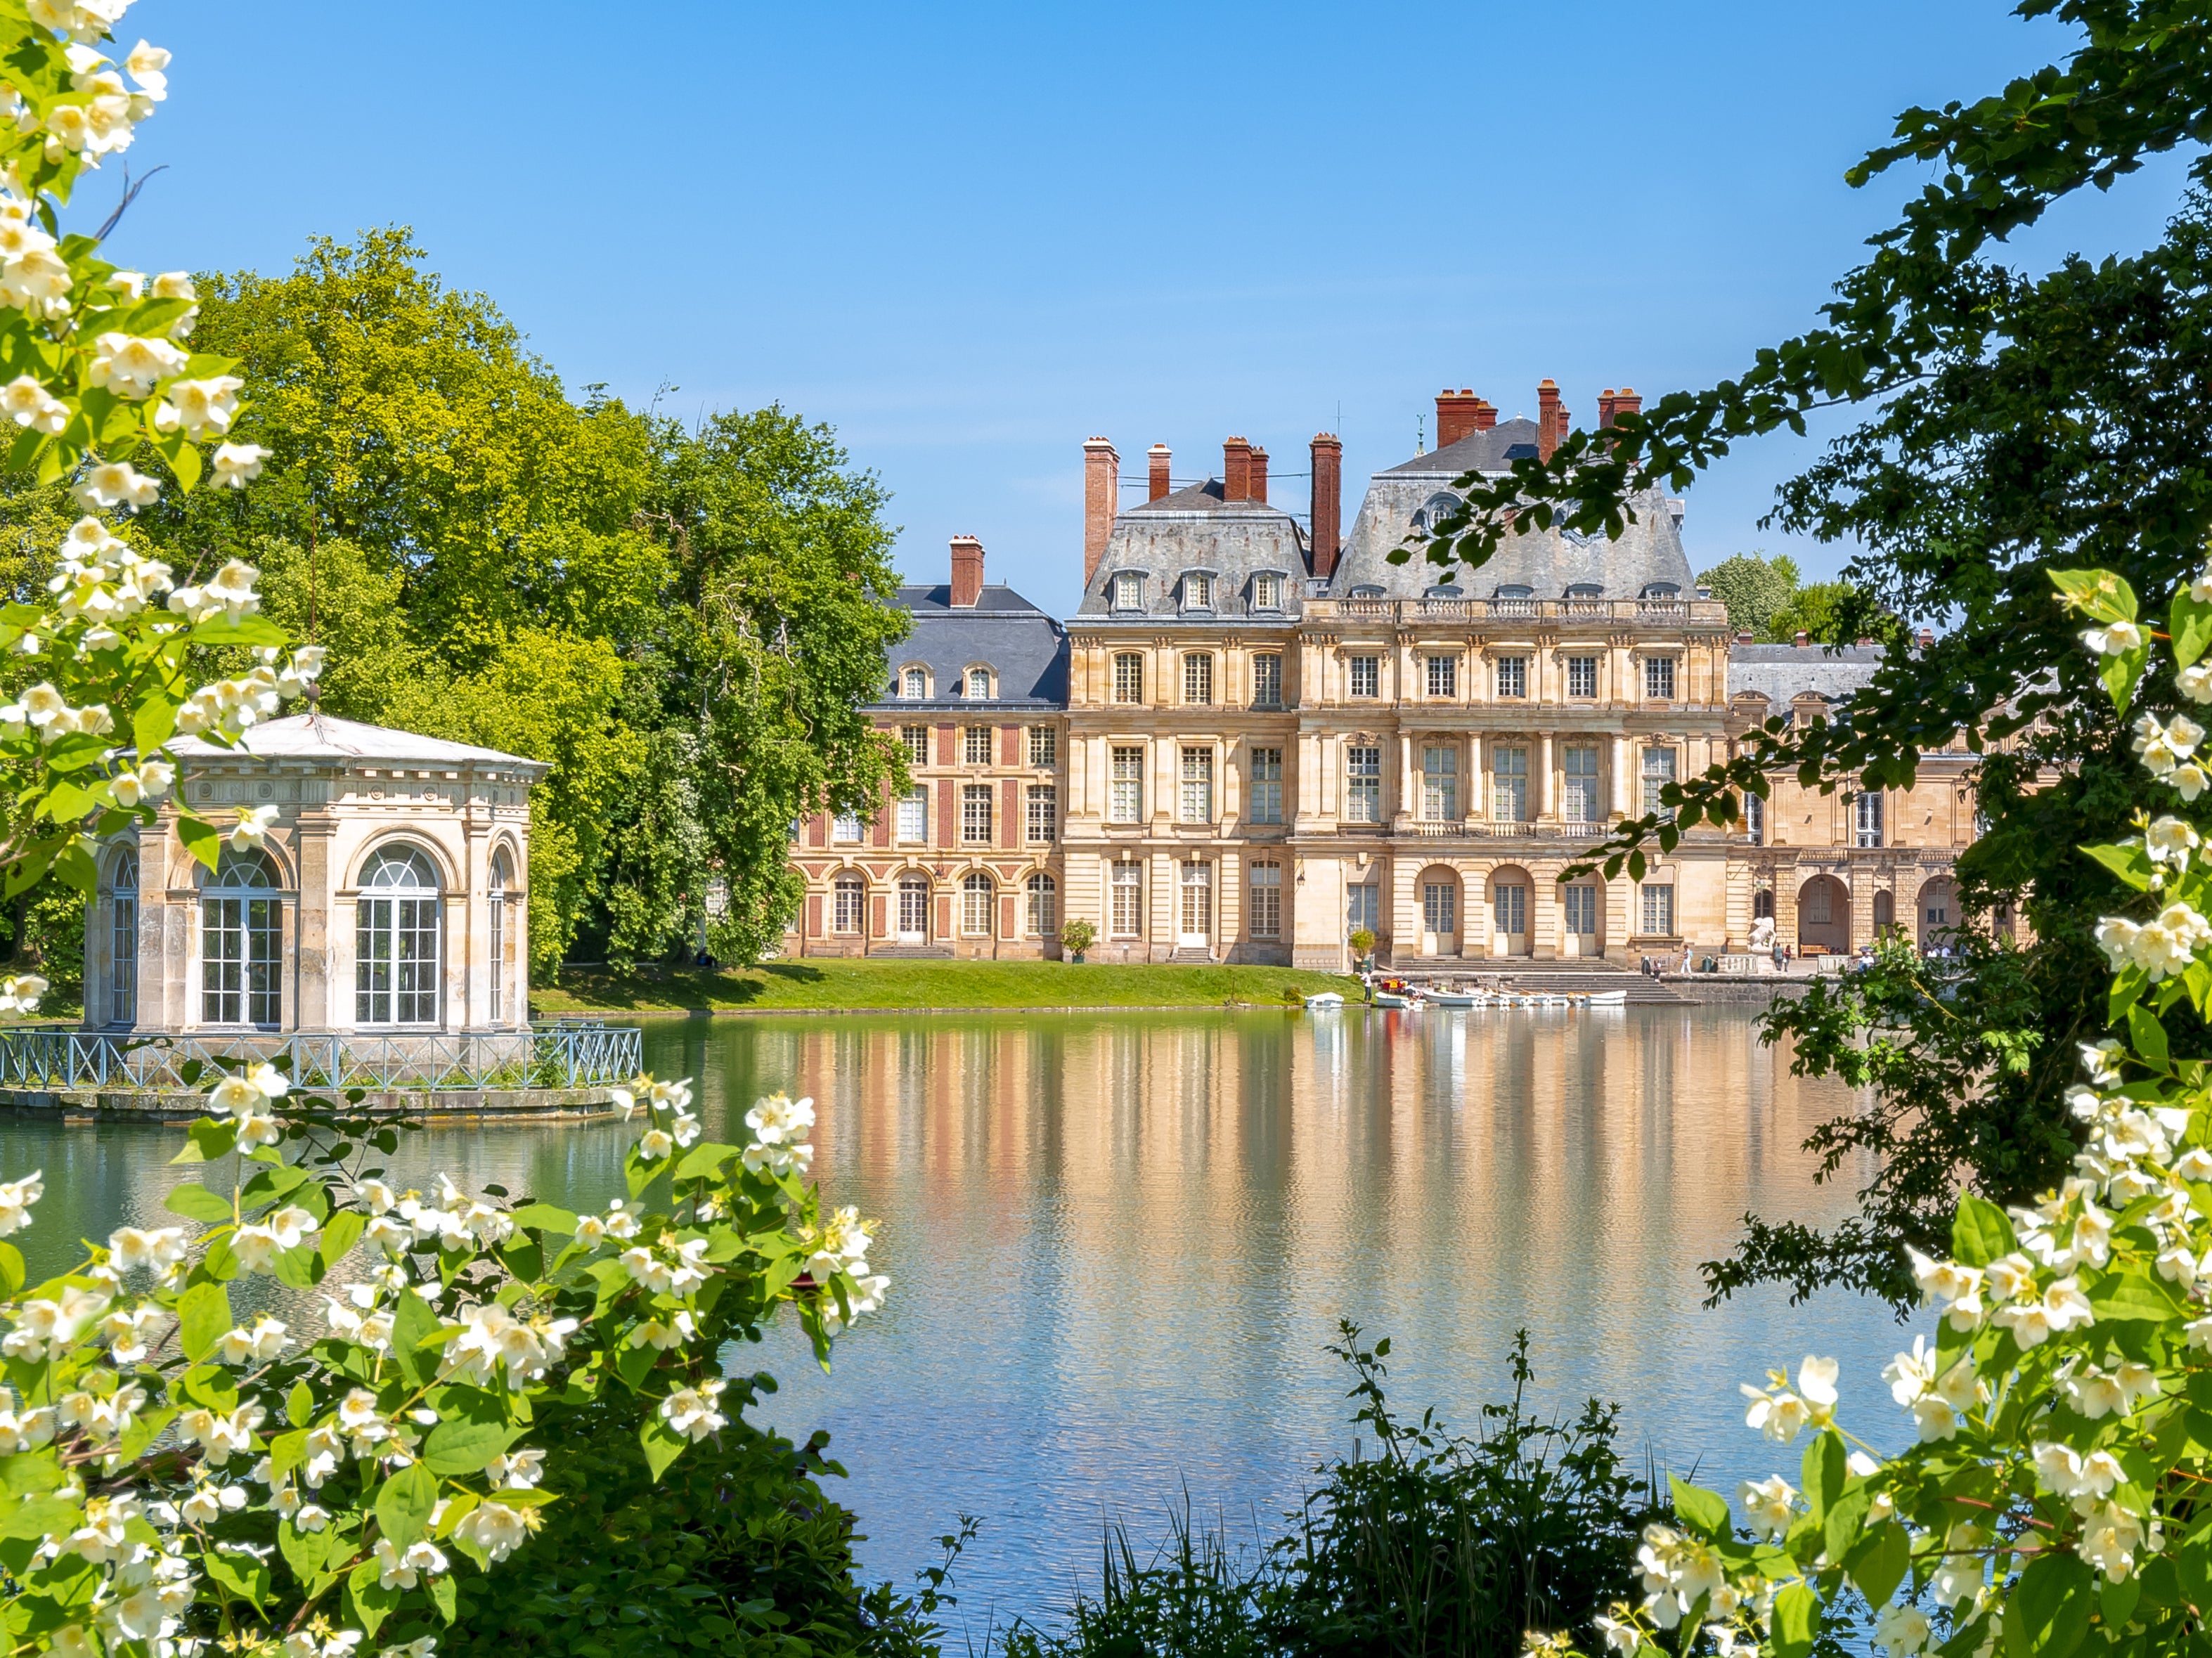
[1222, 436, 1253, 501]
[1148, 443, 1171, 501]
[1083, 438, 1118, 588]
[1736, 630, 1753, 645]
[1917, 628, 1934, 648]
[1794, 630, 1810, 648]
[1310, 433, 1343, 580]
[1473, 398, 1497, 431]
[949, 535, 985, 608]
[1435, 388, 1487, 449]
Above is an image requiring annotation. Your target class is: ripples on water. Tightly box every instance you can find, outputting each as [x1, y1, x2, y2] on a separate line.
[2, 1004, 1908, 1633]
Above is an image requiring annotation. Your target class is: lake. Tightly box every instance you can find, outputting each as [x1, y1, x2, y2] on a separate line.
[2, 1003, 1908, 1636]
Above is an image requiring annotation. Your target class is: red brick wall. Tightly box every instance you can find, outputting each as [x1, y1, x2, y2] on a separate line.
[937, 778, 955, 846]
[1002, 779, 1019, 846]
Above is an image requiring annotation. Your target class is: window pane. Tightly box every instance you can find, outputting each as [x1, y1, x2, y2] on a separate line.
[111, 895, 136, 1024]
[1114, 654, 1144, 704]
[1492, 747, 1527, 821]
[1347, 745, 1380, 822]
[1248, 748, 1283, 825]
[1642, 747, 1677, 820]
[1184, 654, 1213, 704]
[1249, 861, 1281, 939]
[962, 784, 992, 843]
[1111, 745, 1144, 823]
[1644, 656, 1676, 700]
[1252, 653, 1281, 708]
[1568, 656, 1598, 698]
[1026, 784, 1058, 843]
[1349, 656, 1378, 697]
[902, 725, 930, 765]
[1028, 725, 1056, 767]
[1180, 748, 1213, 822]
[1111, 863, 1142, 935]
[1496, 656, 1526, 698]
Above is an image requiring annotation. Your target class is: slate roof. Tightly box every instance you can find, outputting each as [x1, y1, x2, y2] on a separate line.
[1330, 417, 1696, 600]
[1075, 478, 1312, 621]
[875, 583, 1068, 711]
[1726, 642, 1886, 709]
[170, 713, 548, 775]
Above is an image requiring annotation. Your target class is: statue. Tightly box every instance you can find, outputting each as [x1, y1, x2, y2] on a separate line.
[1749, 914, 1776, 951]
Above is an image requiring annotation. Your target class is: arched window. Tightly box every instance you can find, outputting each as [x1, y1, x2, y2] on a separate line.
[110, 847, 138, 1025]
[1424, 583, 1464, 599]
[1564, 583, 1603, 600]
[961, 872, 995, 938]
[356, 844, 441, 1026]
[1347, 584, 1385, 600]
[203, 850, 281, 1027]
[966, 667, 991, 699]
[833, 874, 866, 933]
[1493, 584, 1532, 600]
[902, 666, 927, 699]
[1026, 872, 1056, 938]
[489, 846, 517, 1026]
[1409, 491, 1461, 533]
[1640, 582, 1681, 600]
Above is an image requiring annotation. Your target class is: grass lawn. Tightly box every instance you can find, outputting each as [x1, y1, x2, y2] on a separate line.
[530, 957, 1358, 1014]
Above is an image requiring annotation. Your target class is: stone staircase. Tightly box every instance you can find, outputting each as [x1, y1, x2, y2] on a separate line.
[1167, 946, 1215, 964]
[1395, 957, 1688, 1006]
[866, 944, 955, 959]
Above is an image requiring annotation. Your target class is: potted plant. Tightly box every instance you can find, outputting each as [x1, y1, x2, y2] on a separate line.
[1348, 928, 1376, 972]
[1060, 917, 1097, 964]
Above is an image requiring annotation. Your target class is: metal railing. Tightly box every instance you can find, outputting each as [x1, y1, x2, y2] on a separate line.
[0, 1023, 642, 1094]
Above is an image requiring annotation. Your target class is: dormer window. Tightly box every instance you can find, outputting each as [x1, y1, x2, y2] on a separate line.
[1564, 583, 1602, 600]
[1252, 572, 1282, 611]
[966, 667, 992, 699]
[901, 666, 927, 699]
[1347, 584, 1385, 600]
[1641, 582, 1681, 600]
[1409, 491, 1461, 533]
[1425, 584, 1464, 599]
[1183, 573, 1213, 610]
[1111, 572, 1144, 611]
[1494, 584, 1532, 600]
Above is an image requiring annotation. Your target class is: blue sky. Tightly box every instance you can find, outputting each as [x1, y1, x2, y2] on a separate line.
[101, 2, 2190, 616]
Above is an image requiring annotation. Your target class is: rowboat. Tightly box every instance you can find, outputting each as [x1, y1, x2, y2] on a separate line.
[1305, 991, 1346, 1009]
[1373, 992, 1414, 1009]
[1425, 991, 1482, 1008]
[1582, 990, 1628, 1006]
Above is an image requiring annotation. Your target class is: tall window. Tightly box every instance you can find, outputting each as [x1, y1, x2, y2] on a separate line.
[1111, 862, 1143, 936]
[901, 667, 926, 699]
[961, 873, 994, 937]
[110, 848, 137, 1025]
[961, 784, 992, 844]
[833, 875, 865, 933]
[1347, 745, 1380, 823]
[1641, 883, 1676, 936]
[1028, 725, 1056, 767]
[1423, 880, 1456, 935]
[1643, 656, 1676, 700]
[355, 845, 439, 1027]
[964, 725, 993, 766]
[1856, 791, 1884, 848]
[1347, 884, 1379, 937]
[1252, 572, 1282, 610]
[898, 786, 927, 842]
[1184, 573, 1213, 609]
[1251, 652, 1282, 708]
[1248, 747, 1284, 824]
[898, 876, 930, 938]
[1183, 653, 1214, 705]
[1563, 744, 1600, 822]
[832, 810, 863, 843]
[1348, 656, 1379, 698]
[1492, 746, 1528, 822]
[1027, 873, 1056, 938]
[1111, 572, 1144, 611]
[1421, 745, 1459, 820]
[1113, 653, 1144, 704]
[1746, 794, 1766, 845]
[966, 667, 991, 699]
[1642, 746, 1677, 821]
[1111, 745, 1145, 823]
[1179, 862, 1212, 937]
[1563, 884, 1598, 936]
[1249, 861, 1282, 940]
[1495, 656, 1527, 699]
[203, 852, 283, 1027]
[901, 725, 930, 765]
[1180, 747, 1214, 822]
[1567, 656, 1598, 698]
[488, 846, 515, 1025]
[1026, 784, 1057, 843]
[1425, 654, 1458, 699]
[1494, 882, 1527, 936]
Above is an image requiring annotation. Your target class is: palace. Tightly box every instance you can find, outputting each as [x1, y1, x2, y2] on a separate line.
[789, 382, 1979, 970]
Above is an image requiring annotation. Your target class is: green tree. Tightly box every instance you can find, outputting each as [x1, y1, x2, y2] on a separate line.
[1694, 552, 1799, 637]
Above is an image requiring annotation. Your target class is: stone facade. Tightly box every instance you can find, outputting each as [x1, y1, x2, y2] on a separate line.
[84, 713, 543, 1033]
[788, 384, 1986, 969]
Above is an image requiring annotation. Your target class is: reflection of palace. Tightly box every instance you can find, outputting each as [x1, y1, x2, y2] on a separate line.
[791, 383, 1981, 970]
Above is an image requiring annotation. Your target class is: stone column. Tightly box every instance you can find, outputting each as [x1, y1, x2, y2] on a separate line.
[1537, 732, 1555, 820]
[1397, 732, 1416, 825]
[1610, 736, 1630, 816]
[1466, 733, 1485, 826]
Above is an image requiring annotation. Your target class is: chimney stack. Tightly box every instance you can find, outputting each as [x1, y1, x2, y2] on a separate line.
[1222, 436, 1253, 501]
[1436, 389, 1487, 449]
[1473, 398, 1497, 430]
[1917, 628, 1934, 649]
[1310, 433, 1342, 579]
[1083, 437, 1118, 588]
[949, 535, 984, 608]
[1249, 445, 1269, 505]
[1613, 386, 1641, 422]
[1148, 443, 1171, 501]
[1598, 389, 1618, 428]
[1736, 630, 1754, 645]
[1537, 380, 1563, 460]
[1794, 630, 1811, 649]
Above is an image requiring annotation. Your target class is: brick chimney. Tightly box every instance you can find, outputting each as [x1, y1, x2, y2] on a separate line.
[1613, 386, 1641, 423]
[1436, 389, 1486, 449]
[1249, 446, 1268, 505]
[1473, 398, 1497, 431]
[1537, 380, 1562, 460]
[1083, 437, 1118, 587]
[1222, 436, 1253, 501]
[1148, 443, 1171, 501]
[949, 535, 983, 608]
[1310, 433, 1341, 578]
[1794, 630, 1811, 648]
[1598, 389, 1619, 427]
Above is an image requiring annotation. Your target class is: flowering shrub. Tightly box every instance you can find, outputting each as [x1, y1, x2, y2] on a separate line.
[0, 6, 890, 1657]
[1522, 560, 2212, 1658]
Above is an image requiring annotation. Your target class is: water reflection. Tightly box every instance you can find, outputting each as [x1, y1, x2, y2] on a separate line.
[0, 1004, 1899, 1633]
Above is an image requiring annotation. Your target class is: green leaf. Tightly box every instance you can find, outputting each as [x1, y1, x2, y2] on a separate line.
[176, 812, 221, 874]
[675, 1141, 739, 1181]
[287, 1381, 314, 1427]
[430, 1572, 457, 1625]
[1668, 1475, 1731, 1540]
[268, 1426, 307, 1484]
[1845, 1518, 1908, 1607]
[2050, 566, 2137, 621]
[1802, 1429, 1846, 1521]
[131, 693, 174, 758]
[205, 1545, 270, 1609]
[640, 1414, 687, 1480]
[188, 613, 287, 648]
[2129, 1004, 2172, 1071]
[374, 1461, 439, 1548]
[2014, 1549, 2093, 1658]
[2090, 1267, 2187, 1323]
[0, 1494, 78, 1540]
[346, 1562, 399, 1639]
[172, 1117, 238, 1164]
[176, 1280, 233, 1364]
[317, 1209, 364, 1272]
[278, 1512, 330, 1585]
[1951, 1194, 2016, 1267]
[507, 1202, 576, 1235]
[164, 1182, 235, 1223]
[2083, 841, 2154, 891]
[2175, 588, 2212, 669]
[2100, 1568, 2142, 1632]
[1770, 1582, 1818, 1658]
[389, 1290, 440, 1388]
[1821, 1485, 1871, 1565]
[2101, 643, 2152, 717]
[167, 433, 201, 492]
[0, 1241, 21, 1297]
[422, 1415, 512, 1479]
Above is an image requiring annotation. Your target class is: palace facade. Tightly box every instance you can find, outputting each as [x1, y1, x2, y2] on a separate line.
[789, 383, 1979, 970]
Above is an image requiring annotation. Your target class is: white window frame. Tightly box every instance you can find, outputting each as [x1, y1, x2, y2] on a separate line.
[1180, 746, 1214, 823]
[1248, 746, 1284, 825]
[1111, 862, 1144, 936]
[1347, 745, 1380, 822]
[1567, 655, 1598, 699]
[961, 784, 992, 845]
[1347, 656, 1379, 698]
[1248, 861, 1282, 940]
[1110, 745, 1144, 824]
[832, 875, 866, 934]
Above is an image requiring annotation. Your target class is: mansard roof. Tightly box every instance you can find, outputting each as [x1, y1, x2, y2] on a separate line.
[876, 583, 1068, 710]
[1075, 477, 1312, 621]
[1726, 642, 1886, 709]
[171, 713, 548, 776]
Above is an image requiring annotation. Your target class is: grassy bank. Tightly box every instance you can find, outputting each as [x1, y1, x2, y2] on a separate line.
[530, 957, 1357, 1015]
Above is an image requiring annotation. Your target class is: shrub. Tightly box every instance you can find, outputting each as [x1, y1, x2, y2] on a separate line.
[1061, 919, 1098, 958]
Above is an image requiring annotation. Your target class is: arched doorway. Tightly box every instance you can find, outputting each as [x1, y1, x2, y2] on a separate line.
[1872, 890, 1897, 938]
[1916, 876, 1959, 952]
[1797, 874, 1850, 954]
[356, 843, 444, 1027]
[1559, 876, 1602, 959]
[202, 849, 284, 1028]
[1487, 865, 1533, 957]
[895, 874, 931, 944]
[1418, 865, 1460, 957]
